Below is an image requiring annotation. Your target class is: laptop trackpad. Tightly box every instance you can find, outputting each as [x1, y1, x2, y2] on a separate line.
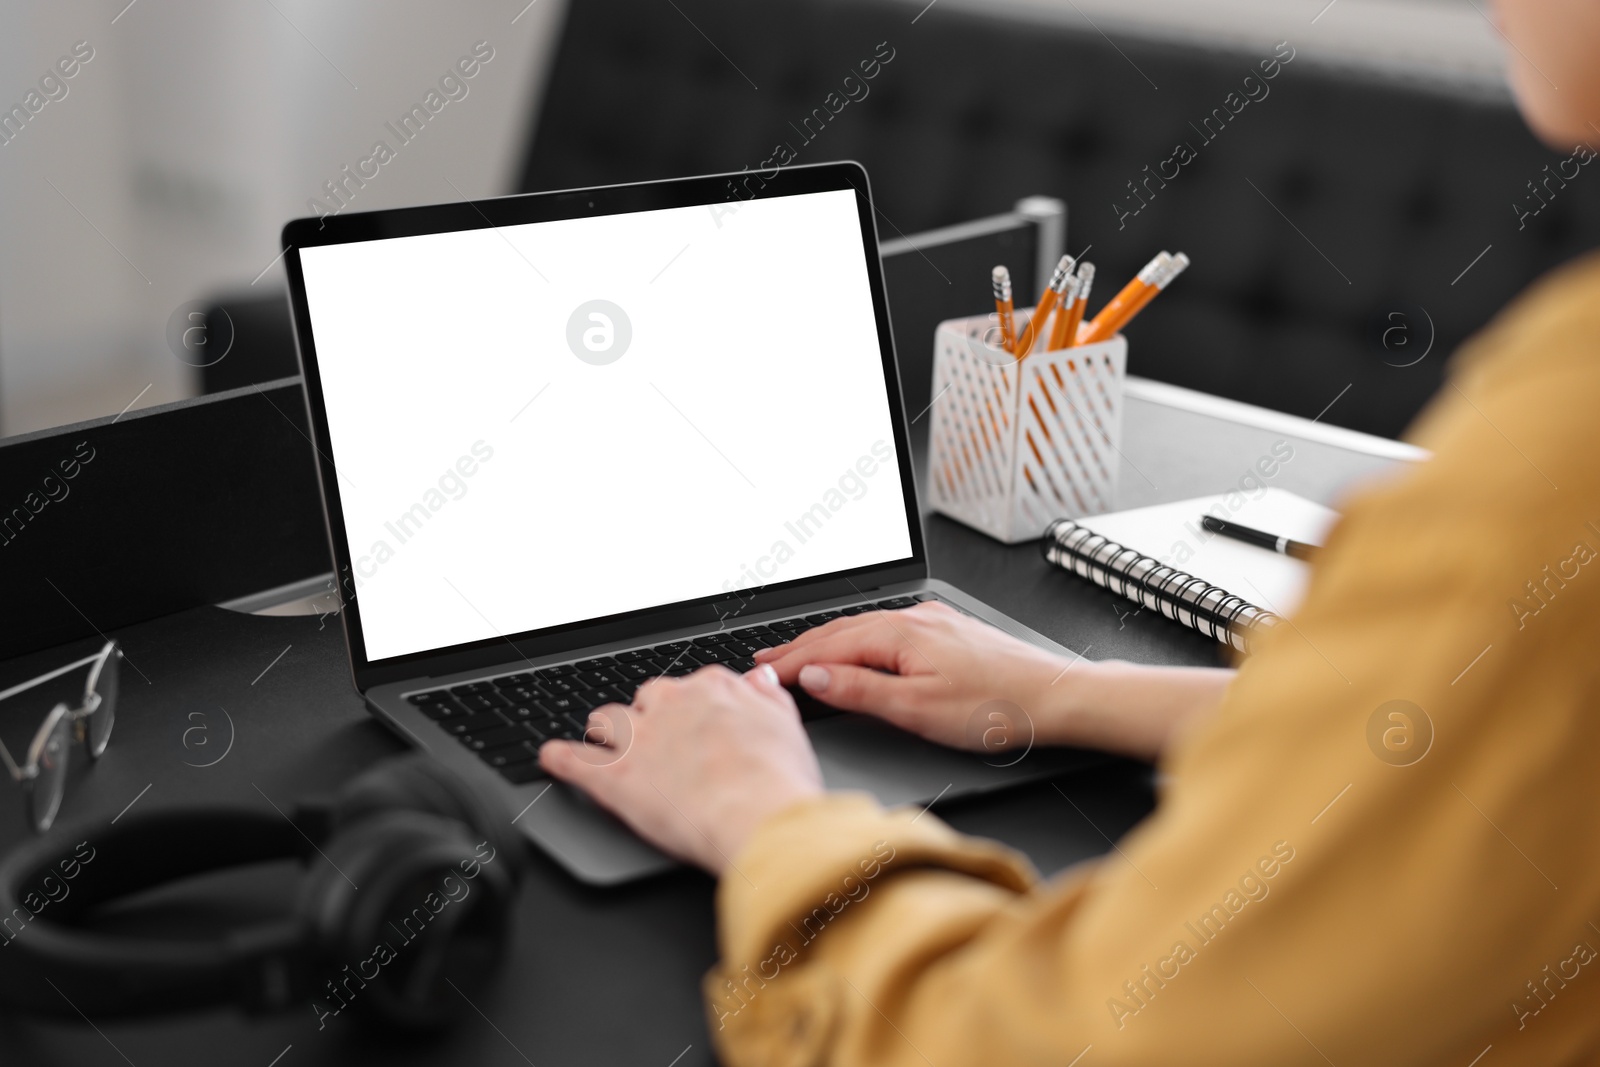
[806, 714, 1076, 807]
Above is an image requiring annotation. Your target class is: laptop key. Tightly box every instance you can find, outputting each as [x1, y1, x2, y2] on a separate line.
[913, 593, 939, 602]
[575, 657, 617, 670]
[794, 691, 843, 722]
[458, 692, 510, 712]
[414, 698, 467, 721]
[498, 761, 549, 785]
[407, 690, 453, 706]
[574, 668, 622, 687]
[538, 663, 577, 678]
[493, 673, 535, 689]
[459, 724, 534, 750]
[545, 717, 583, 741]
[804, 612, 842, 624]
[615, 649, 648, 663]
[876, 597, 917, 610]
[582, 686, 628, 707]
[482, 742, 538, 768]
[725, 656, 756, 673]
[616, 663, 653, 680]
[442, 711, 510, 736]
[535, 696, 580, 716]
[449, 682, 497, 696]
[840, 605, 871, 616]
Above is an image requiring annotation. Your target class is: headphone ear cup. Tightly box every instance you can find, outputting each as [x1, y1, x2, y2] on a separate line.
[298, 810, 517, 1031]
[333, 756, 525, 881]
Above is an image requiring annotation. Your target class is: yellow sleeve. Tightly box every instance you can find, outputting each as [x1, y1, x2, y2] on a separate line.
[706, 254, 1600, 1067]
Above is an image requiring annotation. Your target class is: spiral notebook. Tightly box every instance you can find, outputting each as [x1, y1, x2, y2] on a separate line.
[1041, 488, 1340, 652]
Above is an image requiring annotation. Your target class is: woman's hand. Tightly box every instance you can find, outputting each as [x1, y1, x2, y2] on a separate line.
[538, 604, 1237, 869]
[538, 665, 824, 874]
[757, 601, 1236, 761]
[755, 601, 1073, 752]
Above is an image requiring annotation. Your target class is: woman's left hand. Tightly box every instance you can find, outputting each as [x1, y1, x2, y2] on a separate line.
[537, 664, 824, 874]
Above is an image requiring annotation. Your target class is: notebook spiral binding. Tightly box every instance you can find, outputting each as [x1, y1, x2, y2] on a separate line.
[1041, 517, 1281, 653]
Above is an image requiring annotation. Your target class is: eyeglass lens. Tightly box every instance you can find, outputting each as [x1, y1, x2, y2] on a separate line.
[86, 646, 119, 759]
[30, 712, 72, 833]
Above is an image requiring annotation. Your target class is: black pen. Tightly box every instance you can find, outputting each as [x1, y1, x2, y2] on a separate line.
[1201, 515, 1320, 561]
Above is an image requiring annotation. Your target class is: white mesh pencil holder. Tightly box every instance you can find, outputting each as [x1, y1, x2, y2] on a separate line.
[927, 309, 1126, 544]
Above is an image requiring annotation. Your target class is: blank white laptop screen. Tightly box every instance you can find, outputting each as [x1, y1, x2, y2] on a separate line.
[298, 188, 913, 662]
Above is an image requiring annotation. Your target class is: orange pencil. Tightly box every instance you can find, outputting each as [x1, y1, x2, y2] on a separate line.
[1079, 253, 1168, 346]
[1015, 255, 1076, 360]
[1050, 261, 1094, 350]
[991, 266, 1017, 353]
[1080, 252, 1188, 345]
[1096, 251, 1187, 341]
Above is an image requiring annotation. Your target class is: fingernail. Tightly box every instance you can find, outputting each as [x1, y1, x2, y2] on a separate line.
[746, 663, 780, 688]
[798, 665, 830, 693]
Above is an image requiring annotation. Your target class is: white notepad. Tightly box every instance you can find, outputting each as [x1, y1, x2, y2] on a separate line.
[1041, 488, 1340, 651]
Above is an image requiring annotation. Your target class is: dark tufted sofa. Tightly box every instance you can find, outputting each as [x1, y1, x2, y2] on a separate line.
[519, 0, 1600, 438]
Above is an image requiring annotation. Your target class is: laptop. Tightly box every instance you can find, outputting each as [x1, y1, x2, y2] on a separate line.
[283, 162, 1098, 884]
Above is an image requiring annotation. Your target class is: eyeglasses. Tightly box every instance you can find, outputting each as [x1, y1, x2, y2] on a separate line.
[0, 641, 121, 833]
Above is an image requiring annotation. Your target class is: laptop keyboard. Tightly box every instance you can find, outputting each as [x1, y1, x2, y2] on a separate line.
[403, 594, 938, 786]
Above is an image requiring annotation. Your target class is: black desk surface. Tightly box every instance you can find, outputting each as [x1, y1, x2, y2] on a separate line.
[0, 384, 1411, 1066]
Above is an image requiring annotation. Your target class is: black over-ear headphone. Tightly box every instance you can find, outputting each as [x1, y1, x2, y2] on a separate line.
[0, 756, 526, 1030]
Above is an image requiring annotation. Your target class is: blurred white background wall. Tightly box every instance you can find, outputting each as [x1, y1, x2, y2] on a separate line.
[0, 0, 1499, 437]
[0, 0, 561, 436]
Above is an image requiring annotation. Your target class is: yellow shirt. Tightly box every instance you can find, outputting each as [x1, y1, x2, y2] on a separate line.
[705, 253, 1600, 1066]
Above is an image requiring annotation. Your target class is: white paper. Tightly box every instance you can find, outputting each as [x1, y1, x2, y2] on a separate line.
[1075, 487, 1339, 616]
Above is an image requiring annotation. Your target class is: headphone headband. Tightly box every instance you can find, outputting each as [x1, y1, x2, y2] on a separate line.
[0, 756, 524, 1027]
[0, 809, 314, 1013]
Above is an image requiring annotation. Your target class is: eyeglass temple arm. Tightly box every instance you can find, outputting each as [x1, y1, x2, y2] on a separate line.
[0, 651, 103, 704]
[0, 738, 23, 782]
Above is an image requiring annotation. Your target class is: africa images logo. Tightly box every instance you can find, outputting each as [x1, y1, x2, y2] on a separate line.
[565, 300, 632, 365]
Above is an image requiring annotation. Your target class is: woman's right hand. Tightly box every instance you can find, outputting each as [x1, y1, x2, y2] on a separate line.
[754, 601, 1076, 754]
[755, 600, 1237, 761]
